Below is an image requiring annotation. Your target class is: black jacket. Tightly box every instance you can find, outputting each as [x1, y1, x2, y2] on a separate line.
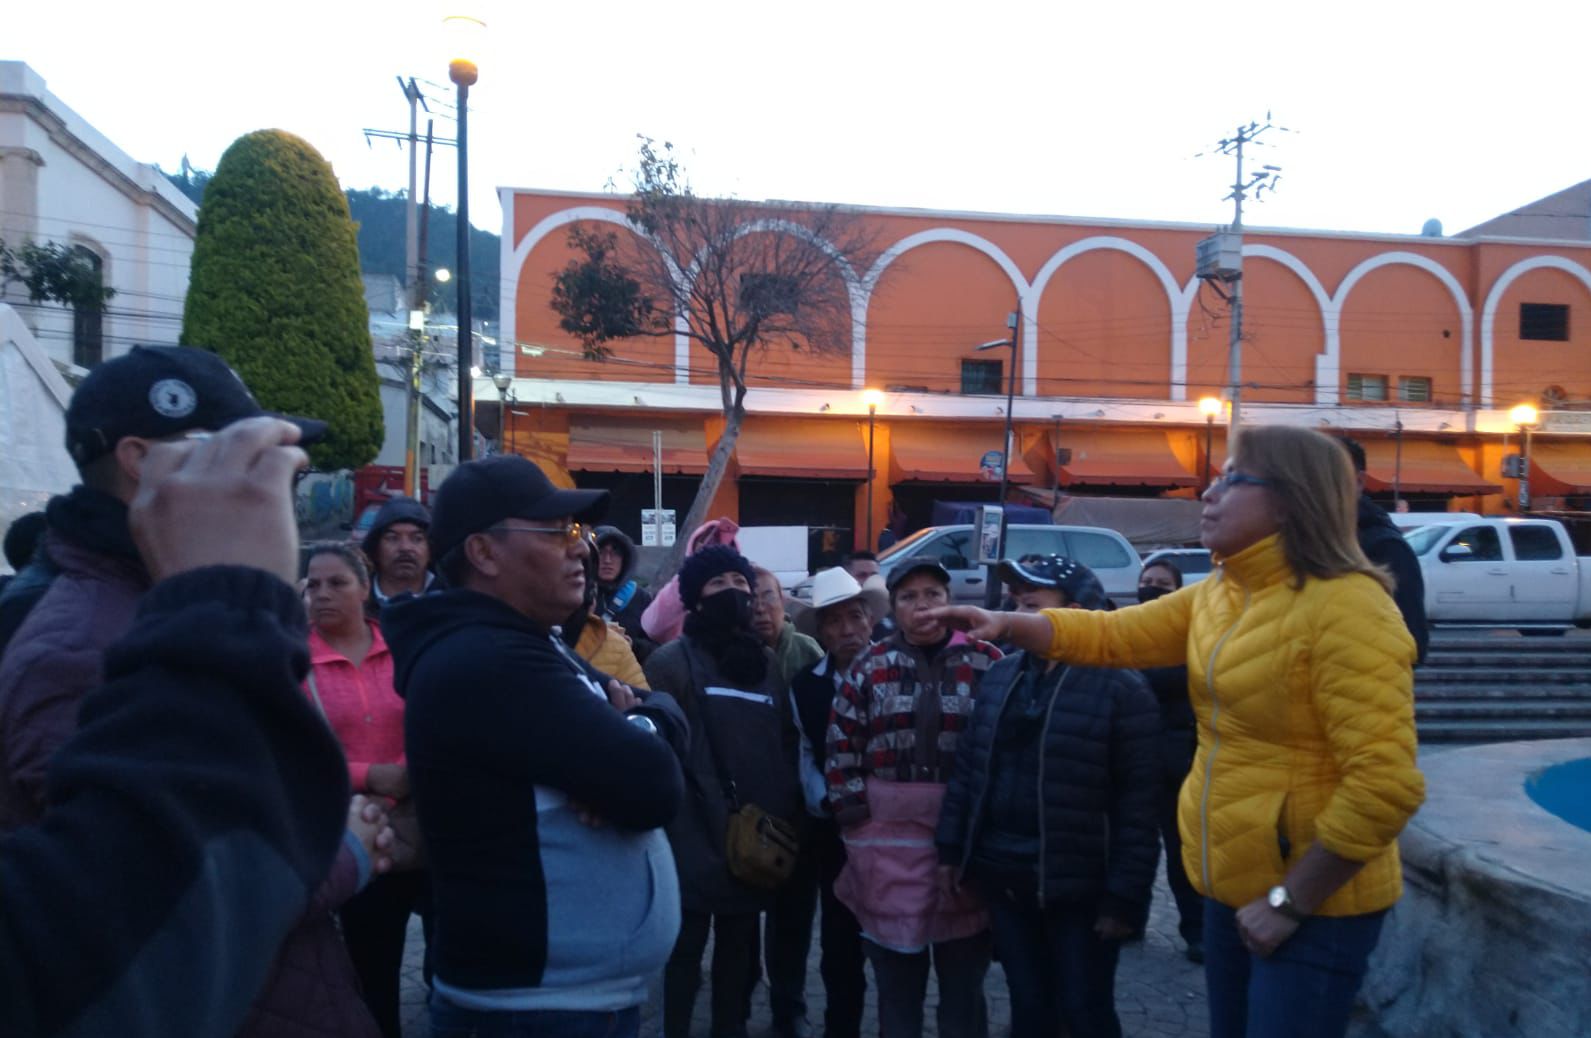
[594, 527, 657, 662]
[0, 566, 349, 1038]
[644, 636, 802, 914]
[384, 588, 686, 995]
[936, 652, 1161, 927]
[1357, 494, 1429, 665]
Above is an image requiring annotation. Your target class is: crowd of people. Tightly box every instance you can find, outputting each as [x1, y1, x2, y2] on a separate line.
[0, 345, 1428, 1038]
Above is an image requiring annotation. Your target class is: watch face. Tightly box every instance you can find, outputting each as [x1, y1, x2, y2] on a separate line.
[1268, 886, 1287, 909]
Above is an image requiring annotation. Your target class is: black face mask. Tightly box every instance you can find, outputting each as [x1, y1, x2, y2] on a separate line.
[1137, 584, 1173, 605]
[696, 587, 754, 632]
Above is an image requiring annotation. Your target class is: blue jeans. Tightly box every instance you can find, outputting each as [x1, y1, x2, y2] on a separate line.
[1203, 899, 1386, 1038]
[862, 932, 990, 1038]
[428, 992, 640, 1038]
[984, 887, 1122, 1038]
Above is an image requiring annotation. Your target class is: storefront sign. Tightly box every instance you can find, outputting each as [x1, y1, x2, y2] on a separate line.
[979, 450, 1005, 482]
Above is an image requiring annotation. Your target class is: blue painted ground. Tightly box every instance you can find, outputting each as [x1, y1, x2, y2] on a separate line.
[1526, 756, 1591, 832]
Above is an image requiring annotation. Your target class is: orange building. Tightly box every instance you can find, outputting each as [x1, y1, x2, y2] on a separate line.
[487, 188, 1591, 557]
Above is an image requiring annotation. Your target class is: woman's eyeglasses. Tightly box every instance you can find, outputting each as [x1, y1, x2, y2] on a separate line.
[1207, 472, 1273, 494]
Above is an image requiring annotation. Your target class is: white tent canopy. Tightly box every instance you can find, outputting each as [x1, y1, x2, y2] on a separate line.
[0, 304, 76, 552]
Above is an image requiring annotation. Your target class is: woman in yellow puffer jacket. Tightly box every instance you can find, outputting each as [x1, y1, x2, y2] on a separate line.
[927, 426, 1425, 1038]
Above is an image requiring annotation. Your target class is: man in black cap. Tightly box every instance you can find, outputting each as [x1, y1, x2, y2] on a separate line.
[360, 496, 434, 616]
[0, 345, 324, 828]
[382, 455, 687, 1038]
[937, 554, 1159, 1038]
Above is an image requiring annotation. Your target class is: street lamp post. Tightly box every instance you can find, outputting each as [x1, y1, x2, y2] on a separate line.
[493, 371, 515, 456]
[1198, 396, 1223, 489]
[976, 310, 1021, 607]
[1511, 403, 1540, 512]
[862, 388, 885, 550]
[445, 14, 484, 461]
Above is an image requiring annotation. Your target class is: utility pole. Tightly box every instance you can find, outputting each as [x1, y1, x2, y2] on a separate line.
[404, 119, 436, 497]
[1195, 116, 1286, 434]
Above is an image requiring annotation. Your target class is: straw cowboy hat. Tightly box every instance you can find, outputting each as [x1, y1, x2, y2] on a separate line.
[793, 568, 890, 639]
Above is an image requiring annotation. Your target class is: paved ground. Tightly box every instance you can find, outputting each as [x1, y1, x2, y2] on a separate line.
[400, 859, 1210, 1038]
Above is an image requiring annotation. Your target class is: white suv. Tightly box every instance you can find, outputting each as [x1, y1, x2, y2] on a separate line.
[875, 524, 1144, 606]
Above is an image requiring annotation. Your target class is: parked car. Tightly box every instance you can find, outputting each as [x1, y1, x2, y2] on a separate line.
[1140, 547, 1214, 586]
[854, 523, 1144, 606]
[1403, 517, 1591, 630]
[1392, 512, 1482, 533]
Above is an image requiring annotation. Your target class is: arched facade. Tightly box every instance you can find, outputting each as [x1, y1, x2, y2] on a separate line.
[495, 188, 1591, 546]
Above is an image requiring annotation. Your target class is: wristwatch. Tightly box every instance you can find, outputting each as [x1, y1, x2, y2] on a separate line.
[1267, 884, 1304, 921]
[627, 713, 659, 736]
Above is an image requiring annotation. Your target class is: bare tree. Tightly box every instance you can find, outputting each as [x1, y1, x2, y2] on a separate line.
[551, 138, 876, 577]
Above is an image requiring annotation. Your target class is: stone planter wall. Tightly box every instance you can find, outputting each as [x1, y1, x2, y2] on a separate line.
[1361, 739, 1591, 1038]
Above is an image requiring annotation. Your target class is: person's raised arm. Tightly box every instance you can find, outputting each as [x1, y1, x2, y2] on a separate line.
[0, 418, 351, 1038]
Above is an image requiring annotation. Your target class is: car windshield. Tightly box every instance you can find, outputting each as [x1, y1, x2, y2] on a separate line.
[1403, 525, 1449, 556]
[878, 527, 939, 562]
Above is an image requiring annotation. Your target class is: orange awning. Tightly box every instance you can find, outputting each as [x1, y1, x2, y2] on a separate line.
[734, 418, 869, 479]
[1360, 439, 1499, 495]
[566, 416, 708, 475]
[889, 422, 1037, 484]
[1529, 441, 1591, 496]
[1050, 429, 1201, 488]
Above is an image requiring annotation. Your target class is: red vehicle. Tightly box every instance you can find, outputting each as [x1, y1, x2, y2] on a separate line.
[349, 466, 431, 542]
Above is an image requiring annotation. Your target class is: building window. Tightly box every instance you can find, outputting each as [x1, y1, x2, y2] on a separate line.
[71, 246, 104, 369]
[1398, 376, 1432, 403]
[960, 358, 1003, 395]
[1346, 373, 1388, 401]
[1520, 303, 1569, 341]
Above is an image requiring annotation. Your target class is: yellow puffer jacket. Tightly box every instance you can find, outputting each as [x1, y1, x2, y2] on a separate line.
[1044, 534, 1424, 916]
[574, 615, 650, 691]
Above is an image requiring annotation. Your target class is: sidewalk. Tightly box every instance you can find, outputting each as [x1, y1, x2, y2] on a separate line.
[400, 861, 1210, 1038]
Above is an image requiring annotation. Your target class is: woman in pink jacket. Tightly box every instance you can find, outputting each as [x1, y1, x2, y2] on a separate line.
[640, 517, 741, 643]
[303, 543, 424, 1038]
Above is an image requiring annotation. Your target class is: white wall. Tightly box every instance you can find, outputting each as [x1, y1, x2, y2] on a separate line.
[0, 62, 196, 371]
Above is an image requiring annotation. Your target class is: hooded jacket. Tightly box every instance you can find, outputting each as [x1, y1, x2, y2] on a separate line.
[936, 648, 1161, 927]
[384, 588, 686, 1009]
[643, 633, 802, 915]
[0, 487, 150, 826]
[640, 518, 740, 644]
[360, 497, 433, 614]
[1356, 493, 1429, 664]
[593, 527, 656, 660]
[1039, 534, 1424, 917]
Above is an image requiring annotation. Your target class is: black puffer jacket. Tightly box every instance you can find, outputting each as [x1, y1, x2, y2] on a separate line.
[595, 526, 657, 661]
[1356, 493, 1428, 664]
[936, 653, 1161, 926]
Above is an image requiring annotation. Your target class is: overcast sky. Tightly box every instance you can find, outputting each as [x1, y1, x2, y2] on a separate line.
[9, 1, 1588, 240]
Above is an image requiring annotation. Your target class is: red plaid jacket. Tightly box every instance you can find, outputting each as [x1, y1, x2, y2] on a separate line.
[825, 631, 1002, 825]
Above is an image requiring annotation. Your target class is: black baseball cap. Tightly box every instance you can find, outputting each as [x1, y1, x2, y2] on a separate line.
[429, 455, 608, 560]
[64, 346, 327, 467]
[886, 559, 952, 597]
[998, 553, 1113, 611]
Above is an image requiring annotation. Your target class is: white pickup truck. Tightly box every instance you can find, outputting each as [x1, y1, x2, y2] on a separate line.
[1403, 517, 1591, 631]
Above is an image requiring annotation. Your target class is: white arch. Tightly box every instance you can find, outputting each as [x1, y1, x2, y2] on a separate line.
[1238, 246, 1335, 406]
[497, 205, 688, 379]
[1479, 255, 1591, 407]
[1029, 237, 1186, 399]
[1332, 252, 1473, 407]
[688, 218, 869, 388]
[863, 228, 1030, 394]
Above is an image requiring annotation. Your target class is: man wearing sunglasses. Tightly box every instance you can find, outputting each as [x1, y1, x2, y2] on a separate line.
[383, 455, 688, 1038]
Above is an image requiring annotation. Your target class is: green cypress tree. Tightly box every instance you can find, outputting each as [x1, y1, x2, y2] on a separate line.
[182, 129, 384, 470]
